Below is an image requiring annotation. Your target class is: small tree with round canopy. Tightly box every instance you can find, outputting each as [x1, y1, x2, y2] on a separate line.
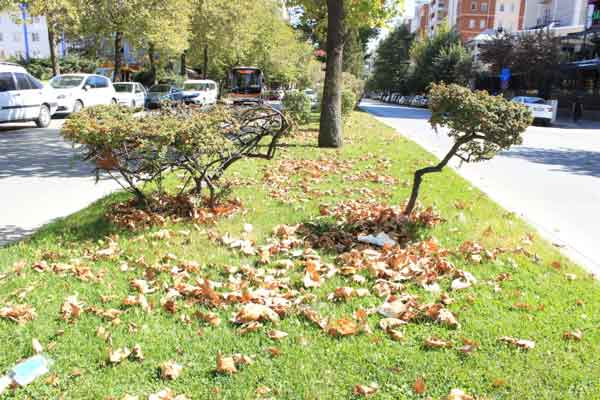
[403, 83, 533, 215]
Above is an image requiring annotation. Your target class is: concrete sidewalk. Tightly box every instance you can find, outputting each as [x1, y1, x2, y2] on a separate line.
[0, 120, 121, 246]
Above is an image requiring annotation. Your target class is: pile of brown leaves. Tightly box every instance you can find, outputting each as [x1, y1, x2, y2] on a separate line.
[106, 194, 242, 230]
[301, 200, 443, 252]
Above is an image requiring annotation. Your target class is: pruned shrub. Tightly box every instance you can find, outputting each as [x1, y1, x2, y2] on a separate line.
[62, 104, 289, 208]
[341, 90, 357, 119]
[404, 83, 532, 215]
[282, 91, 312, 125]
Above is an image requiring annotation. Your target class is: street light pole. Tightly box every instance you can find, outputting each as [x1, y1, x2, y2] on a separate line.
[19, 3, 30, 62]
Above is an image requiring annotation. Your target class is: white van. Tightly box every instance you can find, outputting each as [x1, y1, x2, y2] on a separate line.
[182, 79, 218, 106]
[0, 62, 57, 128]
[49, 73, 117, 114]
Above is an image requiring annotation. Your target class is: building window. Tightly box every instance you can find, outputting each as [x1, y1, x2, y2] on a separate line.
[469, 19, 476, 28]
[0, 33, 3, 42]
[12, 33, 21, 42]
[481, 3, 488, 12]
[499, 3, 505, 12]
[31, 32, 40, 42]
[471, 2, 477, 11]
[480, 19, 486, 28]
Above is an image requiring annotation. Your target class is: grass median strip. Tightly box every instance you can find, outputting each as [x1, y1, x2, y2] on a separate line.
[0, 111, 598, 399]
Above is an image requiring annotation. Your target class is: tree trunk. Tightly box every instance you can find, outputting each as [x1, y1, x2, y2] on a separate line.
[319, 0, 346, 148]
[47, 22, 60, 77]
[148, 42, 156, 85]
[180, 50, 187, 77]
[404, 140, 465, 215]
[203, 44, 208, 79]
[113, 31, 124, 82]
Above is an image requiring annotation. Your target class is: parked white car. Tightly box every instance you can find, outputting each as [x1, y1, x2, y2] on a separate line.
[182, 79, 218, 106]
[113, 82, 146, 108]
[49, 73, 117, 114]
[512, 96, 554, 125]
[0, 62, 57, 128]
[304, 88, 318, 107]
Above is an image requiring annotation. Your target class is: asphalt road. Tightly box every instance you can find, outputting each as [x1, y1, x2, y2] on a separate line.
[0, 119, 120, 246]
[360, 99, 600, 275]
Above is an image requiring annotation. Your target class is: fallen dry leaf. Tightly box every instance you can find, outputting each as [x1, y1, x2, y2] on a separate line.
[327, 318, 359, 337]
[196, 311, 221, 327]
[215, 354, 237, 374]
[234, 303, 279, 324]
[0, 304, 37, 324]
[160, 360, 183, 380]
[413, 376, 426, 394]
[32, 338, 43, 354]
[132, 344, 144, 361]
[446, 388, 474, 400]
[109, 347, 132, 364]
[563, 329, 583, 341]
[378, 318, 406, 331]
[499, 336, 535, 350]
[256, 386, 271, 395]
[148, 389, 190, 400]
[60, 295, 84, 322]
[267, 330, 288, 340]
[265, 347, 282, 357]
[353, 383, 379, 397]
[424, 337, 451, 349]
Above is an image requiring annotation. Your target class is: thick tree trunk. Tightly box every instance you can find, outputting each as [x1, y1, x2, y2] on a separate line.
[47, 23, 60, 77]
[180, 50, 187, 77]
[404, 140, 465, 215]
[203, 44, 208, 79]
[113, 31, 124, 82]
[148, 42, 156, 85]
[319, 0, 346, 148]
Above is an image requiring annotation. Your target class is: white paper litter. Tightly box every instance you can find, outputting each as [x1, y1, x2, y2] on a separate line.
[357, 232, 397, 247]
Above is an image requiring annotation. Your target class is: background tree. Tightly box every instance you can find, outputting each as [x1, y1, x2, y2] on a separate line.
[78, 0, 189, 82]
[432, 43, 472, 86]
[368, 23, 414, 94]
[478, 32, 514, 75]
[404, 83, 532, 215]
[189, 0, 312, 88]
[512, 29, 562, 98]
[291, 0, 400, 148]
[408, 23, 471, 93]
[136, 0, 191, 84]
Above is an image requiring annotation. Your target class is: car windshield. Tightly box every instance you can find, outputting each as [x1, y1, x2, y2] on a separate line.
[304, 89, 315, 95]
[149, 85, 171, 93]
[184, 83, 209, 91]
[50, 75, 84, 89]
[113, 83, 134, 93]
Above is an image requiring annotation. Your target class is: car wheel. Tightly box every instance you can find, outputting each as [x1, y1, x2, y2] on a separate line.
[73, 100, 83, 113]
[111, 98, 118, 105]
[35, 105, 51, 128]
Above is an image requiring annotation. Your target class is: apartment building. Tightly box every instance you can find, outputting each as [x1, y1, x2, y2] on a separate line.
[414, 0, 525, 41]
[522, 0, 587, 29]
[416, 3, 431, 38]
[0, 11, 52, 60]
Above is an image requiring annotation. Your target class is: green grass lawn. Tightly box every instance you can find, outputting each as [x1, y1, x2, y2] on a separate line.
[1, 111, 599, 399]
